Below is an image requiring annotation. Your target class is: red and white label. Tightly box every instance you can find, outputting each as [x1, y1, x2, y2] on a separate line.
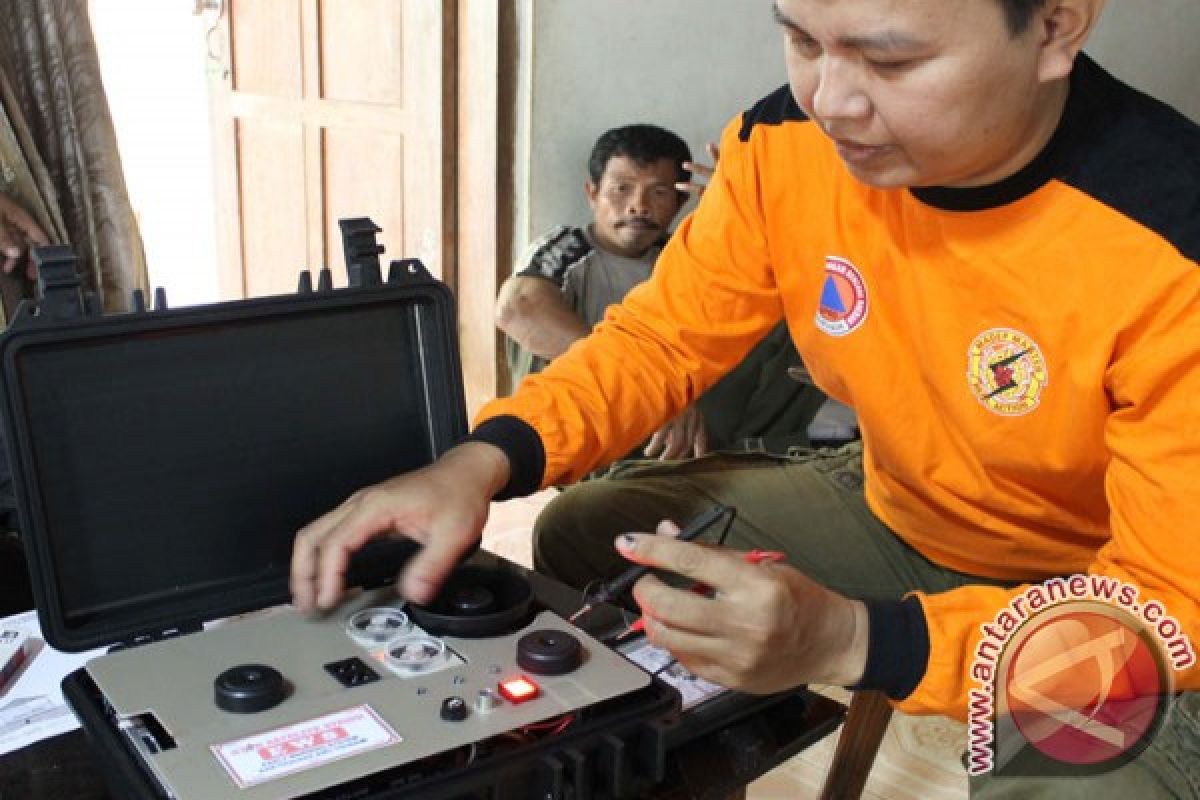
[212, 705, 400, 788]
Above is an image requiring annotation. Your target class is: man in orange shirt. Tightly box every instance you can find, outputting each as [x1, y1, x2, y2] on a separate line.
[292, 1, 1199, 795]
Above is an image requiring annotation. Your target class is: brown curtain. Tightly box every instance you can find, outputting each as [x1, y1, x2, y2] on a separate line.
[0, 0, 148, 320]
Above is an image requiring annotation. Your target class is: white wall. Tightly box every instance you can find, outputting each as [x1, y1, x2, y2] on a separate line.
[515, 1, 1200, 259]
[1086, 0, 1200, 123]
[517, 0, 784, 250]
[89, 0, 220, 308]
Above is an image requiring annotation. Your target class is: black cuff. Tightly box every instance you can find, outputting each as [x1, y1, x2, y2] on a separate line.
[462, 415, 546, 501]
[851, 595, 930, 701]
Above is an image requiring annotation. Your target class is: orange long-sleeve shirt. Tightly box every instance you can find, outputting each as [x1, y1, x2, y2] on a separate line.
[473, 56, 1200, 719]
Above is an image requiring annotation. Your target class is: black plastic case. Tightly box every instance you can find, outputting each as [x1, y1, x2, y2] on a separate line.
[2, 222, 843, 799]
[2, 237, 464, 654]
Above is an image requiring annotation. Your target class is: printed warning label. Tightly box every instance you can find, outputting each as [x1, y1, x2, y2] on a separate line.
[212, 705, 400, 788]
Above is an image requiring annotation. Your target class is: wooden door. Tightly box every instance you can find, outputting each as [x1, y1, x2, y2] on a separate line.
[206, 0, 455, 300]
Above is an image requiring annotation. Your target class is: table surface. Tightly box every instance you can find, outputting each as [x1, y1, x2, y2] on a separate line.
[0, 729, 109, 799]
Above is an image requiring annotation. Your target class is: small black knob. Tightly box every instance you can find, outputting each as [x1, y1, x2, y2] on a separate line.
[516, 629, 583, 676]
[214, 664, 287, 713]
[440, 695, 468, 722]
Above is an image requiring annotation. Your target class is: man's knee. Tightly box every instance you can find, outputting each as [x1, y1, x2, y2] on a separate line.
[531, 474, 701, 587]
[532, 482, 626, 585]
[532, 483, 599, 552]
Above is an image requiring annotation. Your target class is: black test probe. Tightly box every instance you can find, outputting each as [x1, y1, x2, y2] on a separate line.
[567, 504, 735, 623]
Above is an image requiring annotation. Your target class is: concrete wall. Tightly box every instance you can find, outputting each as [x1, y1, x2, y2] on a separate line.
[1087, 0, 1200, 123]
[515, 0, 784, 252]
[515, 1, 1200, 260]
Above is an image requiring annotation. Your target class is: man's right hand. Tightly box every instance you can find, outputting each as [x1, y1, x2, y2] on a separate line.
[289, 441, 512, 611]
[0, 194, 49, 280]
[675, 143, 720, 199]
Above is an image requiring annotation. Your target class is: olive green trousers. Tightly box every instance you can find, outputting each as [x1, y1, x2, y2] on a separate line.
[531, 444, 1200, 799]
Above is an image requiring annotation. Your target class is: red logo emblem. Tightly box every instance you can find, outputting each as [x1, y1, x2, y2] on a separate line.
[815, 256, 868, 336]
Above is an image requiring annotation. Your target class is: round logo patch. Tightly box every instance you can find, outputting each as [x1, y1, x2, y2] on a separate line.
[814, 256, 868, 337]
[966, 328, 1048, 416]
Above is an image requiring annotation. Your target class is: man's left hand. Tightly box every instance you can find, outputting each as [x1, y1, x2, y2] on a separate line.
[643, 405, 708, 460]
[616, 525, 869, 692]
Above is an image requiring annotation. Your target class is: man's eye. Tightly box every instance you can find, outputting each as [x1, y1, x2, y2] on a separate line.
[789, 33, 821, 56]
[867, 58, 917, 72]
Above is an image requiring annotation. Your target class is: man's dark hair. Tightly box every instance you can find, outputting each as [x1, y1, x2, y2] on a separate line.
[588, 124, 692, 198]
[996, 0, 1047, 34]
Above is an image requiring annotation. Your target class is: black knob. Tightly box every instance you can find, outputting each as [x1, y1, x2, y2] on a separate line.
[449, 585, 497, 616]
[214, 664, 287, 713]
[440, 695, 468, 722]
[516, 629, 583, 676]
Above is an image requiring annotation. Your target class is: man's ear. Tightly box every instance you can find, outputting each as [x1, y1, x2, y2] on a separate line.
[584, 180, 599, 208]
[1036, 0, 1106, 82]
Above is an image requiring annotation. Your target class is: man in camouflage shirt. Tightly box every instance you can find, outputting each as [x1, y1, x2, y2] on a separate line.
[496, 124, 834, 463]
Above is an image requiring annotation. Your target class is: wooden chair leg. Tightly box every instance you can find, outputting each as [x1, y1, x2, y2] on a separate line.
[818, 690, 894, 800]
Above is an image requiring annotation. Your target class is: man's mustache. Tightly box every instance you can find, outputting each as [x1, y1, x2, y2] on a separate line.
[616, 217, 661, 231]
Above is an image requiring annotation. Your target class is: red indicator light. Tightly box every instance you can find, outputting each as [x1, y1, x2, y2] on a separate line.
[497, 676, 540, 703]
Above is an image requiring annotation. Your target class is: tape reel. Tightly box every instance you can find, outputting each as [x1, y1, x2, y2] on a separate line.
[345, 607, 411, 647]
[384, 634, 447, 674]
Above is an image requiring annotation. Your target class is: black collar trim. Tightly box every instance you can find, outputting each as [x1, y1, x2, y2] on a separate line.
[909, 56, 1096, 211]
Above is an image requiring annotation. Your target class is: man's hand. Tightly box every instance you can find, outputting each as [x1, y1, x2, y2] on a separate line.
[617, 523, 869, 692]
[0, 194, 49, 280]
[643, 405, 708, 460]
[289, 442, 512, 611]
[675, 143, 720, 199]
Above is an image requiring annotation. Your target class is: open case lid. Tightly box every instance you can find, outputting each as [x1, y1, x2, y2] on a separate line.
[0, 241, 467, 652]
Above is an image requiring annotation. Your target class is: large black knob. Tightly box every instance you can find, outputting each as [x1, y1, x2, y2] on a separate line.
[449, 584, 497, 616]
[214, 664, 287, 713]
[516, 629, 582, 676]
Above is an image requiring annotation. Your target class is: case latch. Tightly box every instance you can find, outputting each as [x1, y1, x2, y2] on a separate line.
[336, 217, 433, 287]
[31, 246, 100, 322]
[339, 217, 385, 288]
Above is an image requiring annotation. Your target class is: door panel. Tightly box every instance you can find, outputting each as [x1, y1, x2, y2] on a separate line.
[230, 3, 302, 98]
[320, 0, 406, 106]
[236, 119, 307, 298]
[209, 0, 450, 299]
[323, 128, 406, 273]
[208, 0, 508, 412]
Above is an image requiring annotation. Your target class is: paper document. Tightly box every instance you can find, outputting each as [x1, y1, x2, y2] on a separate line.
[0, 610, 103, 756]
